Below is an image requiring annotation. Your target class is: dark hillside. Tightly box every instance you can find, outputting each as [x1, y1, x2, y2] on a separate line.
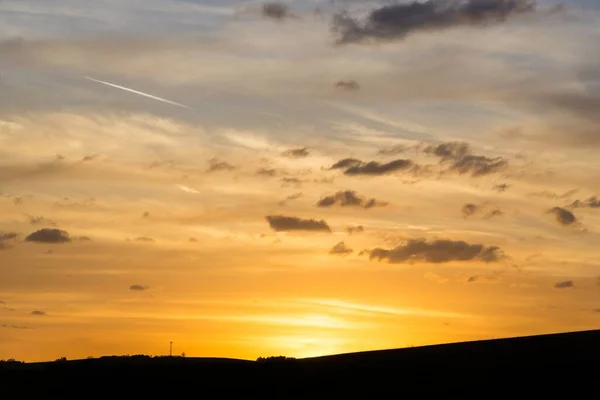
[2, 329, 599, 398]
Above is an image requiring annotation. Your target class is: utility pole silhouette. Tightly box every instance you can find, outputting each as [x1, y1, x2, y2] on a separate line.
[169, 341, 173, 357]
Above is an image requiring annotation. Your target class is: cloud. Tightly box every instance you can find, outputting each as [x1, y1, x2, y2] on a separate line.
[280, 177, 304, 187]
[189, 237, 198, 243]
[330, 158, 414, 176]
[26, 215, 57, 226]
[462, 203, 480, 218]
[134, 237, 155, 243]
[317, 190, 388, 209]
[330, 158, 363, 170]
[178, 185, 199, 194]
[367, 238, 505, 264]
[424, 141, 508, 177]
[262, 2, 294, 20]
[31, 310, 46, 316]
[256, 168, 278, 177]
[547, 207, 577, 226]
[278, 192, 303, 206]
[345, 225, 364, 235]
[467, 276, 478, 283]
[493, 183, 510, 192]
[129, 284, 149, 291]
[207, 158, 235, 172]
[335, 80, 360, 91]
[0, 232, 18, 250]
[329, 241, 353, 256]
[25, 228, 71, 244]
[554, 280, 574, 289]
[461, 203, 502, 219]
[282, 148, 310, 158]
[76, 236, 93, 241]
[377, 145, 407, 156]
[266, 215, 331, 232]
[332, 0, 539, 45]
[570, 196, 600, 208]
[529, 189, 578, 199]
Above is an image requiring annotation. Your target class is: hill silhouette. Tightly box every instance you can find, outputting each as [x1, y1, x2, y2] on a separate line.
[2, 329, 598, 398]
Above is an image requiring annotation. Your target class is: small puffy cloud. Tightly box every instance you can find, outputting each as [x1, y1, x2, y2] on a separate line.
[332, 0, 539, 45]
[31, 310, 46, 316]
[367, 238, 505, 264]
[0, 232, 18, 250]
[129, 284, 149, 291]
[25, 228, 71, 244]
[266, 215, 331, 232]
[207, 158, 235, 172]
[261, 2, 294, 20]
[282, 148, 309, 158]
[554, 280, 574, 289]
[345, 225, 364, 235]
[570, 196, 600, 208]
[329, 241, 353, 256]
[547, 207, 577, 226]
[76, 236, 93, 241]
[334, 80, 360, 91]
[330, 158, 363, 170]
[317, 190, 387, 209]
[189, 237, 198, 243]
[466, 276, 478, 283]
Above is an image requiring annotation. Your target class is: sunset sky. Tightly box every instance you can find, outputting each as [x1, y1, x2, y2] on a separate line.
[1, 0, 600, 362]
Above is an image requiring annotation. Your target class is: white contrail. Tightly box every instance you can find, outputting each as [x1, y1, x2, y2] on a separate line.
[85, 76, 191, 109]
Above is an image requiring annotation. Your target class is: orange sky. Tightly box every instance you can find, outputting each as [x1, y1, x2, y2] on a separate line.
[1, 0, 600, 362]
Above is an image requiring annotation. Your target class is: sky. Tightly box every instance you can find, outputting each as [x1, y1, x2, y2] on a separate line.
[1, 0, 600, 362]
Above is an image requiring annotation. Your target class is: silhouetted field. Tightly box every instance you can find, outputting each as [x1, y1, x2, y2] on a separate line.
[2, 330, 598, 398]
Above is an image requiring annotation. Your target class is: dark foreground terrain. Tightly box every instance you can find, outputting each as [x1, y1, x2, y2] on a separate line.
[2, 329, 599, 398]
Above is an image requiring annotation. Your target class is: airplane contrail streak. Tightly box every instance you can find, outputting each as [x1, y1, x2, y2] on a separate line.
[85, 76, 191, 109]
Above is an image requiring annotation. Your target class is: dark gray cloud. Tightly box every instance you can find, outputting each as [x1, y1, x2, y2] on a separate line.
[330, 158, 414, 176]
[330, 241, 353, 255]
[424, 141, 508, 177]
[332, 0, 538, 44]
[335, 80, 360, 91]
[207, 158, 235, 172]
[282, 147, 310, 158]
[345, 225, 364, 235]
[25, 228, 71, 244]
[547, 207, 577, 226]
[262, 2, 293, 20]
[129, 284, 148, 291]
[31, 310, 46, 316]
[266, 215, 331, 232]
[570, 196, 600, 208]
[0, 232, 18, 250]
[367, 238, 505, 264]
[554, 280, 574, 289]
[317, 190, 387, 209]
